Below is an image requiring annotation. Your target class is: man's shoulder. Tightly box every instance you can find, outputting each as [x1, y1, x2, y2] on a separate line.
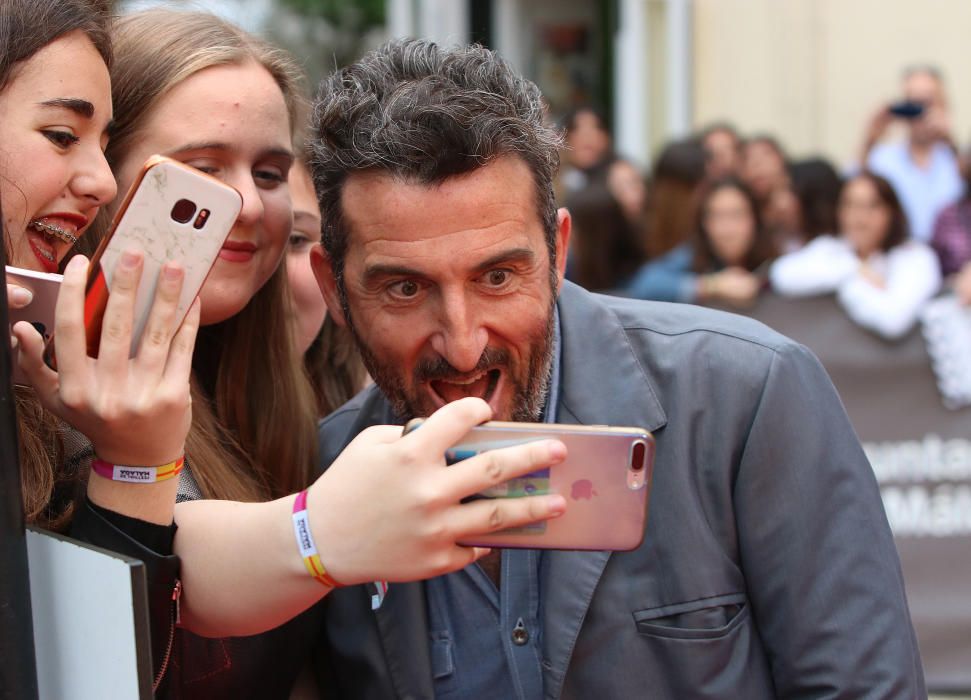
[595, 293, 795, 356]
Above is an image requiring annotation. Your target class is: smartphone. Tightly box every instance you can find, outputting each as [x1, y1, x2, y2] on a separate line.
[6, 266, 62, 386]
[48, 155, 242, 365]
[403, 419, 655, 551]
[888, 100, 925, 119]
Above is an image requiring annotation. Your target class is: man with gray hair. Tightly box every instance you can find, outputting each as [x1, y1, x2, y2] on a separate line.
[309, 38, 924, 698]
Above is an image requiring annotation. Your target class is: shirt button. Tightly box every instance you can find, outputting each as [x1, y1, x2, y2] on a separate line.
[512, 618, 529, 646]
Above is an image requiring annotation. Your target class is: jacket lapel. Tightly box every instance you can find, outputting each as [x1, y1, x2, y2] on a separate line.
[542, 283, 668, 699]
[373, 582, 435, 699]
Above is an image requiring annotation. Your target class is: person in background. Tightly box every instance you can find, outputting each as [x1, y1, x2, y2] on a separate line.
[741, 134, 791, 233]
[771, 157, 843, 253]
[860, 65, 961, 242]
[930, 150, 971, 304]
[606, 157, 648, 229]
[287, 155, 368, 415]
[564, 182, 645, 292]
[771, 171, 941, 339]
[701, 122, 743, 179]
[642, 137, 707, 258]
[557, 105, 614, 196]
[626, 176, 775, 308]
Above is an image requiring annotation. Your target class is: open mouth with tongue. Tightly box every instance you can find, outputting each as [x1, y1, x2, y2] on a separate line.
[428, 368, 502, 408]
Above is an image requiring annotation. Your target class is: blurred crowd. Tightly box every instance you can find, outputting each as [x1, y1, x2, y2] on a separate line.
[559, 65, 971, 341]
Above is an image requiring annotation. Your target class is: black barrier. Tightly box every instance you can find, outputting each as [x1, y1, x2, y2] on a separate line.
[0, 216, 39, 699]
[732, 292, 971, 693]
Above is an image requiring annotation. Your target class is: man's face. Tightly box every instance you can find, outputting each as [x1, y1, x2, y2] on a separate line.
[313, 156, 570, 421]
[903, 70, 948, 145]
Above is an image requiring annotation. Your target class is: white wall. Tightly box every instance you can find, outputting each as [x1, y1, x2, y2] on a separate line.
[693, 0, 971, 166]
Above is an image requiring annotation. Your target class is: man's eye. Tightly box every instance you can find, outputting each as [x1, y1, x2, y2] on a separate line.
[42, 130, 80, 149]
[390, 280, 420, 298]
[485, 270, 509, 286]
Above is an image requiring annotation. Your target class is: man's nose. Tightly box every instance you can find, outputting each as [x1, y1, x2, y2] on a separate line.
[430, 291, 488, 372]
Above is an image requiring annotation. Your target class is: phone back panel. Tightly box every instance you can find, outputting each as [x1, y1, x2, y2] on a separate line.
[6, 267, 62, 386]
[438, 422, 655, 551]
[86, 157, 242, 356]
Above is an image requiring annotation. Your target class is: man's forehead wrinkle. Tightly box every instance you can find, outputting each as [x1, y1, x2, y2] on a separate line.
[359, 226, 532, 258]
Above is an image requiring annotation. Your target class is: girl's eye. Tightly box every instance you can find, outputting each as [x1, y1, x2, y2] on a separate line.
[42, 130, 80, 149]
[288, 233, 312, 250]
[255, 168, 285, 186]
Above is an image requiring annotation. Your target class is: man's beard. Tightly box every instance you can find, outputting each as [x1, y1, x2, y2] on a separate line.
[341, 289, 557, 422]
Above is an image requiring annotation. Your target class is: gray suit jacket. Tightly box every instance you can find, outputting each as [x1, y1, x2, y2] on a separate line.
[315, 282, 924, 699]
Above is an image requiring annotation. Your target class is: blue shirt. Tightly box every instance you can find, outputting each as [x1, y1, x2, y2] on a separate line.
[867, 141, 963, 242]
[425, 310, 562, 700]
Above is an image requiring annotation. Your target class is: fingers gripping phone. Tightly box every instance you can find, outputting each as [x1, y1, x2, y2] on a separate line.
[49, 155, 242, 365]
[404, 420, 656, 551]
[6, 266, 61, 386]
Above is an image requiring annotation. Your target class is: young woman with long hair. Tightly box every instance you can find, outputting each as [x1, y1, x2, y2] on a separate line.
[771, 171, 941, 339]
[625, 176, 776, 308]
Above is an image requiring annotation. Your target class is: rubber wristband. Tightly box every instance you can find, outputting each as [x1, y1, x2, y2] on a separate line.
[291, 490, 389, 608]
[292, 489, 343, 588]
[91, 456, 184, 484]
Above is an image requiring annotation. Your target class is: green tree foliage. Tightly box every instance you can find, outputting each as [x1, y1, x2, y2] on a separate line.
[277, 0, 384, 30]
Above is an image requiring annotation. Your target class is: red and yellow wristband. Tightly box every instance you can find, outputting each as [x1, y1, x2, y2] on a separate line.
[291, 489, 388, 609]
[91, 456, 184, 483]
[292, 489, 342, 588]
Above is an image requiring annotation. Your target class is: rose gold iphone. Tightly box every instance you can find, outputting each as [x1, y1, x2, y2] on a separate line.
[403, 420, 655, 551]
[6, 266, 61, 386]
[48, 155, 242, 366]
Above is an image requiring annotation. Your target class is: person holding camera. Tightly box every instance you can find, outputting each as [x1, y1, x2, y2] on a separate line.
[859, 65, 962, 242]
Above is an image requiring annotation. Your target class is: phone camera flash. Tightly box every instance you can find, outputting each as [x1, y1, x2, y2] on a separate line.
[193, 208, 211, 230]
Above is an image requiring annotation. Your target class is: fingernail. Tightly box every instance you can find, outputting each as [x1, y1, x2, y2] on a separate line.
[10, 287, 32, 307]
[66, 255, 87, 271]
[162, 263, 183, 280]
[548, 440, 567, 461]
[121, 250, 141, 268]
[549, 495, 567, 516]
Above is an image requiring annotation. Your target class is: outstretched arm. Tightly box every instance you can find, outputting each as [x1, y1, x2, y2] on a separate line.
[173, 397, 568, 637]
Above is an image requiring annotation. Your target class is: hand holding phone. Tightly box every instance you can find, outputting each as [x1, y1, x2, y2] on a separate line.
[404, 419, 655, 550]
[6, 266, 62, 386]
[14, 251, 200, 468]
[48, 155, 241, 366]
[888, 100, 926, 120]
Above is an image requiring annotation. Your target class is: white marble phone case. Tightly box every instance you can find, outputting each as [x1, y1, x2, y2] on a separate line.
[87, 156, 242, 356]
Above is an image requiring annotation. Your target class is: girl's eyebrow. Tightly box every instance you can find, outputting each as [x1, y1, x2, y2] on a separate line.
[38, 97, 95, 118]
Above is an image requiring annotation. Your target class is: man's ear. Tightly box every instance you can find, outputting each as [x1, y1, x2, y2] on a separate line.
[310, 244, 347, 327]
[554, 207, 572, 292]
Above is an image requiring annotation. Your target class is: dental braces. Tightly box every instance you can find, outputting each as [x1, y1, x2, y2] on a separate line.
[30, 219, 79, 246]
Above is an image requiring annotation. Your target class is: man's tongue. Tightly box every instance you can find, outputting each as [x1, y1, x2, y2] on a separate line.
[433, 374, 491, 403]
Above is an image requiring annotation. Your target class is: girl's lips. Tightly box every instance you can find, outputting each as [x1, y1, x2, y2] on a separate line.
[26, 233, 59, 273]
[218, 240, 257, 263]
